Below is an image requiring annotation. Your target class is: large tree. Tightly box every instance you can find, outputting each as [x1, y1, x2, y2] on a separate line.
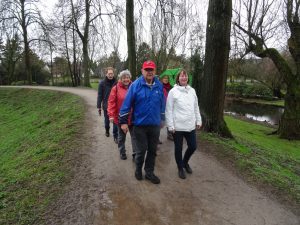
[200, 0, 233, 138]
[69, 0, 119, 87]
[0, 0, 45, 84]
[234, 0, 300, 140]
[126, 0, 137, 79]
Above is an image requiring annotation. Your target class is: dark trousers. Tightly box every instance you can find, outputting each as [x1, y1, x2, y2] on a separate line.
[118, 125, 137, 156]
[133, 126, 160, 175]
[173, 129, 197, 169]
[103, 109, 118, 138]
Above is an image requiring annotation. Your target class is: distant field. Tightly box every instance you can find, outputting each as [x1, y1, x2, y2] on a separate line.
[0, 88, 84, 224]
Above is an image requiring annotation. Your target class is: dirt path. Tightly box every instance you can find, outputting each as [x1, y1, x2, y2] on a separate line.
[10, 86, 300, 225]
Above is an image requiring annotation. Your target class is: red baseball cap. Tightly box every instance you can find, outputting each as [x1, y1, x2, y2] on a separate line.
[142, 60, 156, 70]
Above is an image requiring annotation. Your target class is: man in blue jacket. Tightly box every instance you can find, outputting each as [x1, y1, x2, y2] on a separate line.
[119, 60, 165, 184]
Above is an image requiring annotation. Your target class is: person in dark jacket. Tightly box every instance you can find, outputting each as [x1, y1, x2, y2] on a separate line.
[160, 75, 173, 141]
[119, 60, 165, 184]
[97, 67, 118, 142]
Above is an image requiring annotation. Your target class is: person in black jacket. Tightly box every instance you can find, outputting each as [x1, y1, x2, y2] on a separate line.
[97, 67, 118, 142]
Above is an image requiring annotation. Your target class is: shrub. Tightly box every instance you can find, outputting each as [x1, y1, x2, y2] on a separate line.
[226, 82, 273, 99]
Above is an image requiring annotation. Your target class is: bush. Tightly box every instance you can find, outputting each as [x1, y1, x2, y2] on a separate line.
[226, 82, 273, 99]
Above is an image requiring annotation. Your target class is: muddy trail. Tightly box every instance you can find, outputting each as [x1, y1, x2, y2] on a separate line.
[12, 86, 300, 225]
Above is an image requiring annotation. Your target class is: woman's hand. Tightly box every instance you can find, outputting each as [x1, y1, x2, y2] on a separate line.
[121, 124, 129, 133]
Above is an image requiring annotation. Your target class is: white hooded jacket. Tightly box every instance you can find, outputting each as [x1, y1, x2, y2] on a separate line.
[165, 84, 202, 132]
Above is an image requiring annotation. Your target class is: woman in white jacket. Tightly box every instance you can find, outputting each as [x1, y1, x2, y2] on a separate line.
[165, 69, 202, 179]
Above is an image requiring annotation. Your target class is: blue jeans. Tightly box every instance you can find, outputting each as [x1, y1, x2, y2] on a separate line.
[133, 126, 160, 175]
[173, 129, 197, 169]
[103, 109, 118, 138]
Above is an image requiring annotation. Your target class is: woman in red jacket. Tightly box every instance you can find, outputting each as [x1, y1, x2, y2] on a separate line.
[108, 70, 136, 160]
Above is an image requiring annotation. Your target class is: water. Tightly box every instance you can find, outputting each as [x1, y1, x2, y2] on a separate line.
[224, 99, 284, 126]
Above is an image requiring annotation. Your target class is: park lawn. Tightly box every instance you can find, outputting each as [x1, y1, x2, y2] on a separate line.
[0, 88, 84, 224]
[201, 116, 300, 204]
[90, 82, 99, 90]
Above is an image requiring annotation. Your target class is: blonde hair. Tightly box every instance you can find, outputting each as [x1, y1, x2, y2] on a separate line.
[105, 67, 114, 74]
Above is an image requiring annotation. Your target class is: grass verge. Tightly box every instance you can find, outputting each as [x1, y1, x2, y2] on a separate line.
[0, 88, 84, 224]
[201, 116, 300, 206]
[90, 82, 99, 90]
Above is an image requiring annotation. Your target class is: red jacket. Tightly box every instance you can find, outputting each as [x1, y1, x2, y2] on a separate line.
[107, 81, 132, 125]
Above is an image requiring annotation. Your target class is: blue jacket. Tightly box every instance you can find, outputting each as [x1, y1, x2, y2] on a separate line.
[119, 75, 165, 126]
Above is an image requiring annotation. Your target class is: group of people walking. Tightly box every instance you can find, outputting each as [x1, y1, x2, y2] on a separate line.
[97, 60, 202, 184]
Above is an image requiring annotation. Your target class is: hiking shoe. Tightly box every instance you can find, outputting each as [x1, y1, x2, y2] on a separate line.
[184, 164, 193, 174]
[114, 137, 118, 144]
[105, 131, 109, 137]
[145, 173, 160, 184]
[135, 170, 143, 180]
[120, 154, 127, 160]
[178, 169, 186, 179]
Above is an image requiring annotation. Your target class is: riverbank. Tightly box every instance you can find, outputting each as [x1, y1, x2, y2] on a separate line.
[201, 115, 300, 214]
[226, 95, 284, 107]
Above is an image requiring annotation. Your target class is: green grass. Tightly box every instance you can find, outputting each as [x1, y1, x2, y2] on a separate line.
[240, 98, 284, 107]
[0, 88, 84, 224]
[201, 116, 300, 204]
[90, 82, 99, 90]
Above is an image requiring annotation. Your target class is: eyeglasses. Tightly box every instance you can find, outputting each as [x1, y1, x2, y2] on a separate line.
[144, 68, 154, 72]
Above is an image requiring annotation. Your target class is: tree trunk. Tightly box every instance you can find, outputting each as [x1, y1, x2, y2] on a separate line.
[20, 0, 31, 84]
[200, 0, 233, 138]
[278, 81, 300, 139]
[82, 40, 90, 87]
[126, 0, 137, 79]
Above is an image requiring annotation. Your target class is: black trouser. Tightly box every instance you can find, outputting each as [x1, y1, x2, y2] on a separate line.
[173, 129, 197, 169]
[103, 109, 118, 138]
[133, 126, 160, 175]
[118, 125, 137, 156]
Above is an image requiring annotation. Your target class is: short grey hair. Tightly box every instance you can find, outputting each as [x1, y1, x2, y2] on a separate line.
[118, 69, 132, 79]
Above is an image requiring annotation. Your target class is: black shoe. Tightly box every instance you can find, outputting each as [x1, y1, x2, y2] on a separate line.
[184, 164, 193, 174]
[114, 137, 118, 144]
[120, 153, 127, 160]
[135, 170, 143, 180]
[145, 173, 160, 184]
[105, 131, 109, 137]
[132, 153, 136, 161]
[158, 139, 163, 144]
[178, 169, 186, 179]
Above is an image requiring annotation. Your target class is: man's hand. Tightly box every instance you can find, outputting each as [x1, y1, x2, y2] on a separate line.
[98, 108, 101, 116]
[121, 124, 129, 134]
[196, 124, 202, 130]
[109, 118, 114, 123]
[168, 128, 175, 134]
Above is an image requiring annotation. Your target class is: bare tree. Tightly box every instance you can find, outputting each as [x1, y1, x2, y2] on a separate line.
[69, 0, 120, 87]
[0, 0, 39, 84]
[234, 0, 300, 140]
[200, 0, 233, 138]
